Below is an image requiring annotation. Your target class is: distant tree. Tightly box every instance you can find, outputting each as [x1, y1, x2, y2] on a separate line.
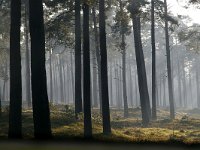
[99, 0, 111, 134]
[8, 0, 22, 139]
[29, 0, 52, 138]
[111, 0, 131, 118]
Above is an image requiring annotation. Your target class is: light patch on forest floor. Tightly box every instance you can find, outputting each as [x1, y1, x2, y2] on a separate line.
[1, 107, 200, 144]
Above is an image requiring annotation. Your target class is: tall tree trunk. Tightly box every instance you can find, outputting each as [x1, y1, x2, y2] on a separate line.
[8, 0, 22, 138]
[24, 0, 31, 108]
[29, 0, 52, 138]
[164, 0, 175, 119]
[99, 0, 111, 134]
[92, 6, 102, 110]
[83, 3, 92, 138]
[75, 0, 83, 116]
[130, 1, 151, 126]
[151, 0, 157, 120]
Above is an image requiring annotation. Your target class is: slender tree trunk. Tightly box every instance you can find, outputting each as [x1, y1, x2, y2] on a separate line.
[129, 64, 134, 108]
[92, 48, 98, 107]
[92, 6, 102, 110]
[122, 41, 128, 118]
[49, 49, 53, 103]
[83, 3, 92, 138]
[75, 0, 83, 116]
[177, 54, 182, 107]
[164, 0, 175, 119]
[151, 0, 157, 120]
[29, 0, 52, 138]
[115, 65, 120, 109]
[24, 0, 31, 108]
[99, 0, 111, 134]
[109, 63, 113, 106]
[8, 0, 22, 138]
[58, 55, 64, 104]
[70, 52, 75, 103]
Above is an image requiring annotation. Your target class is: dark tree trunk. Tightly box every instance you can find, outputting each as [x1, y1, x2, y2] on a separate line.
[24, 0, 31, 108]
[83, 3, 92, 138]
[75, 0, 83, 116]
[92, 45, 98, 107]
[130, 1, 151, 126]
[99, 0, 111, 135]
[122, 35, 128, 118]
[164, 0, 175, 119]
[151, 0, 157, 120]
[8, 0, 22, 139]
[29, 0, 52, 138]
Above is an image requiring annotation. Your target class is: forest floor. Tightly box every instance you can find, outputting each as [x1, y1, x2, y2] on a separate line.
[1, 105, 200, 148]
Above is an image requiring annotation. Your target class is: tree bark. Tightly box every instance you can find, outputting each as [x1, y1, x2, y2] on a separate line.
[8, 0, 22, 139]
[29, 0, 52, 138]
[99, 0, 111, 134]
[75, 0, 83, 116]
[83, 2, 92, 138]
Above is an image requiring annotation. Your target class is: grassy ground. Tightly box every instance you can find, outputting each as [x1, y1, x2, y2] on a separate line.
[1, 106, 200, 145]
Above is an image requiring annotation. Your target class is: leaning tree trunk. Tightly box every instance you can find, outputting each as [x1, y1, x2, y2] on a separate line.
[29, 0, 52, 138]
[99, 0, 111, 135]
[75, 0, 83, 116]
[8, 0, 22, 139]
[130, 1, 151, 126]
[83, 2, 92, 138]
[164, 0, 175, 119]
